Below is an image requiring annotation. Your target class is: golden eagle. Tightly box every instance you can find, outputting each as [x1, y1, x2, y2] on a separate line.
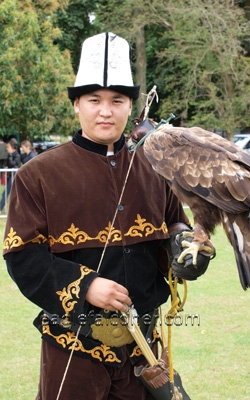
[143, 124, 250, 290]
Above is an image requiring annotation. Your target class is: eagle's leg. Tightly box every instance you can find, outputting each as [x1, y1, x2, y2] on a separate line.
[177, 225, 215, 266]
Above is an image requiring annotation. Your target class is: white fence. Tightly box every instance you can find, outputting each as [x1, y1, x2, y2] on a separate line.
[0, 168, 19, 218]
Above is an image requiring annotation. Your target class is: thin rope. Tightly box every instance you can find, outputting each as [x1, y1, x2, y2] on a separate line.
[56, 148, 137, 399]
[96, 149, 136, 273]
[55, 325, 81, 400]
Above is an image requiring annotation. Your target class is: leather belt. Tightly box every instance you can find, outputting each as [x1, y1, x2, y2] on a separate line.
[42, 308, 159, 348]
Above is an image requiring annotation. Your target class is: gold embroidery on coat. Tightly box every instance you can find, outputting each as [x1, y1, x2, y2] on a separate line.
[125, 214, 168, 237]
[42, 324, 121, 363]
[56, 265, 92, 314]
[129, 329, 160, 359]
[130, 345, 143, 358]
[49, 223, 93, 247]
[4, 215, 168, 251]
[3, 227, 47, 250]
[152, 329, 160, 342]
[95, 222, 122, 243]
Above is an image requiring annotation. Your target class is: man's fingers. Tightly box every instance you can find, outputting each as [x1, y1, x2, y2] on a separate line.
[86, 277, 132, 311]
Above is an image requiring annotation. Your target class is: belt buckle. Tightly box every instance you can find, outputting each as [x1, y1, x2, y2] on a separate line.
[91, 317, 134, 347]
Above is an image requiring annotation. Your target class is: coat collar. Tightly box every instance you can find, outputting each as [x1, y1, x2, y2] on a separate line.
[72, 129, 125, 156]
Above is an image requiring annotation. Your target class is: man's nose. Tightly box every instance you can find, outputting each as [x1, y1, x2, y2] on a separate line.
[99, 103, 112, 117]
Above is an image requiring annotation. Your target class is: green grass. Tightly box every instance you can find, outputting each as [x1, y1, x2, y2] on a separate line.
[0, 218, 40, 399]
[0, 211, 250, 399]
[161, 210, 250, 399]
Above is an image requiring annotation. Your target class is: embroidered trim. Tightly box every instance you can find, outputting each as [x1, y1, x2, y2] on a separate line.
[129, 329, 160, 359]
[56, 265, 92, 314]
[4, 215, 168, 251]
[42, 323, 121, 363]
[3, 227, 47, 250]
[124, 214, 168, 238]
[96, 221, 122, 243]
[130, 345, 143, 358]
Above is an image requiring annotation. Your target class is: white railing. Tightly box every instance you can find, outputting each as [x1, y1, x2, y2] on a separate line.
[0, 168, 19, 218]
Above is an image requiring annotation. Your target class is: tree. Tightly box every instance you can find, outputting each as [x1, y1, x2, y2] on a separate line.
[0, 0, 78, 140]
[55, 0, 99, 74]
[148, 0, 250, 137]
[94, 0, 150, 116]
[93, 0, 250, 137]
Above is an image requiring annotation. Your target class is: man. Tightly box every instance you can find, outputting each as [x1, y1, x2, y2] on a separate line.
[3, 32, 193, 400]
[0, 138, 21, 212]
[0, 136, 8, 168]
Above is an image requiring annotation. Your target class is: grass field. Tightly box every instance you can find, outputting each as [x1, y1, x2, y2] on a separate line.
[0, 210, 250, 399]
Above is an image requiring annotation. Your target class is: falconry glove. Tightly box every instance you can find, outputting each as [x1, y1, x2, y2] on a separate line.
[163, 224, 215, 281]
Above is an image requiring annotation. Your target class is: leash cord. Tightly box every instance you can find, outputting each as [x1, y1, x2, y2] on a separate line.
[166, 268, 187, 384]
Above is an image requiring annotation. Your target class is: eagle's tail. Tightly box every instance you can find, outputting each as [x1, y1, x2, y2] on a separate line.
[222, 212, 250, 290]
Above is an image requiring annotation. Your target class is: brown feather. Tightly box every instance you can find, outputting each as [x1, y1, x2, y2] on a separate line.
[144, 124, 250, 290]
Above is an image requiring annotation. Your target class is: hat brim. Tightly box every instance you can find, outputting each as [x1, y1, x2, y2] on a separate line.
[67, 84, 140, 101]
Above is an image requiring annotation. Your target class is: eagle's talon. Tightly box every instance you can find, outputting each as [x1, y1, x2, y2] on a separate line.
[177, 240, 201, 265]
[177, 237, 215, 266]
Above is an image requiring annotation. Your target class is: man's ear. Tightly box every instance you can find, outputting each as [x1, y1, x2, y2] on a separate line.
[74, 98, 80, 114]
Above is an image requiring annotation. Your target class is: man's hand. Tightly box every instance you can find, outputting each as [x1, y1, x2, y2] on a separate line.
[86, 277, 132, 312]
[162, 223, 215, 281]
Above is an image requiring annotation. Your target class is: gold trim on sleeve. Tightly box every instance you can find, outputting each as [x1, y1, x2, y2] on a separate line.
[56, 265, 93, 314]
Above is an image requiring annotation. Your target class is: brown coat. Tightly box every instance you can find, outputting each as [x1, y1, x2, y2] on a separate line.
[4, 132, 189, 366]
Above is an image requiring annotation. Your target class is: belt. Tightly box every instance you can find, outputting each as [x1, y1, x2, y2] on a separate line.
[42, 308, 159, 348]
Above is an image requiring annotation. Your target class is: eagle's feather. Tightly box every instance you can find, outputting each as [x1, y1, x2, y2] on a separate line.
[143, 124, 250, 290]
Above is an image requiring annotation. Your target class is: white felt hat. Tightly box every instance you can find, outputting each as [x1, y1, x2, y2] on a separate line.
[68, 32, 140, 101]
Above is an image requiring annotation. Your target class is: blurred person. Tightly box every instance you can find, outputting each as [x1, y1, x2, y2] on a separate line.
[0, 138, 21, 212]
[0, 136, 8, 168]
[20, 140, 37, 164]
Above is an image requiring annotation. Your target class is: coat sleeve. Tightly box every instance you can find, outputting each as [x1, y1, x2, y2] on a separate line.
[3, 165, 99, 317]
[5, 245, 99, 317]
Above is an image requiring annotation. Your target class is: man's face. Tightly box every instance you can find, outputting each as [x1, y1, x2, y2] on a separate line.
[6, 143, 14, 154]
[74, 89, 132, 150]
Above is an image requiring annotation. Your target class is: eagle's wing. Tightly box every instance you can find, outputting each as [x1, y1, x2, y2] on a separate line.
[144, 125, 250, 213]
[143, 125, 250, 289]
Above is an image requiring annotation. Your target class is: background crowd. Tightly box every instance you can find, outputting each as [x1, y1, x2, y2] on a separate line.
[0, 138, 37, 213]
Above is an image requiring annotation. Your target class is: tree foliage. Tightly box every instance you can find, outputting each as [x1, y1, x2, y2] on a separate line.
[93, 0, 250, 137]
[94, 0, 152, 115]
[0, 0, 78, 140]
[149, 0, 250, 137]
[55, 0, 99, 74]
[0, 0, 249, 140]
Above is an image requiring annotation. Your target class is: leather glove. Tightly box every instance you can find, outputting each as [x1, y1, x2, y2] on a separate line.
[163, 225, 215, 281]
